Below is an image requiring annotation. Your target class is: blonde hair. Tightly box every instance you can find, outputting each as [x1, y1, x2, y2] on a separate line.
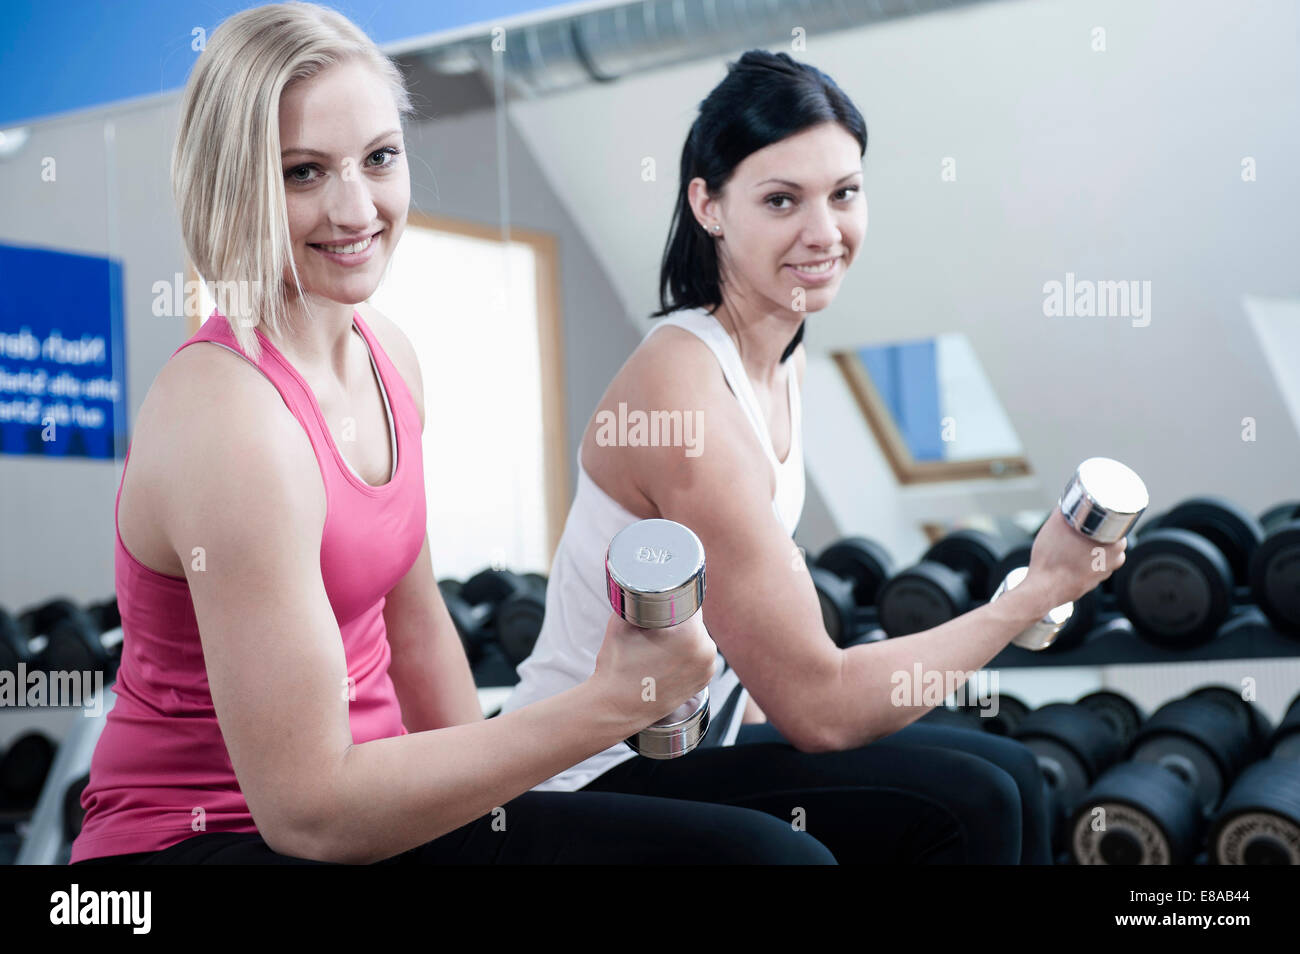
[171, 1, 415, 361]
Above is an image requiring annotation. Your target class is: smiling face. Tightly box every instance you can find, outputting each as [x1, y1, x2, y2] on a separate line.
[278, 57, 410, 307]
[690, 122, 867, 315]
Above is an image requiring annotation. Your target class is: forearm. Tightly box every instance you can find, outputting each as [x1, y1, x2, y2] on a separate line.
[387, 634, 483, 730]
[825, 580, 1054, 749]
[297, 681, 640, 863]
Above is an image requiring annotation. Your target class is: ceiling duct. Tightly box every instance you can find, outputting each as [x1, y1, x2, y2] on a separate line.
[419, 0, 990, 99]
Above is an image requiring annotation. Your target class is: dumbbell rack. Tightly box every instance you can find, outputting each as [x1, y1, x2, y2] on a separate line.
[988, 608, 1300, 669]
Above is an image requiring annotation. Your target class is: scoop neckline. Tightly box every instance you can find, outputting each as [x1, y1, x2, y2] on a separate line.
[253, 310, 401, 495]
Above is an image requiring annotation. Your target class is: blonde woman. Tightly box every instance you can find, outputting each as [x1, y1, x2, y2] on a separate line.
[71, 2, 833, 865]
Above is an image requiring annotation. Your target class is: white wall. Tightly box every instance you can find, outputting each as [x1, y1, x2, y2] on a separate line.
[504, 0, 1300, 566]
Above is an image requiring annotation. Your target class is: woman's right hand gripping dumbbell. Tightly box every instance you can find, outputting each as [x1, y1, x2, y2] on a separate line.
[1023, 506, 1129, 612]
[586, 517, 718, 752]
[589, 610, 718, 731]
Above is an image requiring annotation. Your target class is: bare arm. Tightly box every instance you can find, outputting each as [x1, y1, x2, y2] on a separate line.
[630, 333, 1083, 753]
[164, 352, 673, 864]
[383, 533, 483, 730]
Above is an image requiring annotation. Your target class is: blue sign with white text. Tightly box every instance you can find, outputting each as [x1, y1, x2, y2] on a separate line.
[0, 243, 128, 460]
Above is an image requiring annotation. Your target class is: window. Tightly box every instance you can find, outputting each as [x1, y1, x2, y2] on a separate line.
[833, 333, 1030, 484]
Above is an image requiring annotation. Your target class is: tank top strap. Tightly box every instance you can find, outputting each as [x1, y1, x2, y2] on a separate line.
[646, 308, 782, 469]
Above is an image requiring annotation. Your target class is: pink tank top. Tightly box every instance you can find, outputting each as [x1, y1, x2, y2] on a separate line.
[70, 309, 425, 863]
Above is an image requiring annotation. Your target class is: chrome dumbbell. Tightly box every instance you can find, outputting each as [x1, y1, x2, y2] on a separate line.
[605, 518, 710, 759]
[991, 457, 1149, 650]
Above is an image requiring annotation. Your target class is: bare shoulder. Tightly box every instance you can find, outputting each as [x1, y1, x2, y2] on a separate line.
[355, 301, 424, 429]
[589, 321, 772, 512]
[123, 341, 324, 571]
[621, 323, 727, 405]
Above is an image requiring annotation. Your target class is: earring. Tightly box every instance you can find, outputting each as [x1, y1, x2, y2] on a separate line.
[710, 224, 721, 235]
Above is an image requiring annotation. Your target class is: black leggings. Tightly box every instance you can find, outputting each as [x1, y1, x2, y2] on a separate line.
[73, 788, 832, 865]
[585, 721, 1053, 864]
[74, 722, 1049, 865]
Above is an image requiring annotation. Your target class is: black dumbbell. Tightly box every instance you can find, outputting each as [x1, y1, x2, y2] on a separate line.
[439, 575, 500, 661]
[1113, 497, 1262, 647]
[1249, 502, 1300, 635]
[959, 693, 1030, 737]
[1076, 690, 1147, 749]
[443, 569, 534, 682]
[1068, 690, 1259, 864]
[42, 608, 124, 676]
[4, 599, 122, 677]
[878, 530, 1021, 638]
[496, 573, 548, 666]
[1, 606, 46, 674]
[1208, 692, 1300, 865]
[1271, 691, 1300, 762]
[810, 537, 894, 647]
[0, 732, 56, 813]
[64, 774, 91, 843]
[1184, 685, 1274, 761]
[1013, 703, 1126, 851]
[87, 596, 120, 635]
[16, 598, 84, 640]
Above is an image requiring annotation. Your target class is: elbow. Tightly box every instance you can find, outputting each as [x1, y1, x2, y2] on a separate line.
[257, 798, 367, 865]
[782, 713, 849, 754]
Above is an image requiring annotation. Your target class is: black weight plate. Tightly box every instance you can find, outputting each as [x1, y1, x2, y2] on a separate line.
[443, 592, 491, 659]
[1259, 501, 1300, 533]
[1016, 703, 1125, 780]
[810, 566, 855, 646]
[44, 613, 109, 672]
[964, 694, 1029, 736]
[1043, 589, 1098, 653]
[437, 579, 462, 601]
[1, 608, 28, 672]
[63, 774, 90, 842]
[523, 572, 549, 593]
[1159, 497, 1264, 587]
[90, 597, 121, 634]
[1113, 529, 1233, 647]
[1186, 685, 1274, 759]
[17, 597, 82, 637]
[1077, 691, 1146, 748]
[461, 569, 526, 607]
[1248, 520, 1300, 634]
[993, 543, 1033, 596]
[1131, 697, 1253, 812]
[877, 562, 968, 637]
[816, 537, 895, 606]
[1209, 760, 1300, 865]
[1270, 693, 1300, 761]
[1135, 511, 1168, 539]
[922, 530, 1010, 603]
[1023, 736, 1092, 815]
[496, 591, 546, 665]
[1070, 761, 1205, 865]
[0, 732, 55, 804]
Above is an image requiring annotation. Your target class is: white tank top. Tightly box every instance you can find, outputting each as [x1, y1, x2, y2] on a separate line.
[500, 307, 805, 790]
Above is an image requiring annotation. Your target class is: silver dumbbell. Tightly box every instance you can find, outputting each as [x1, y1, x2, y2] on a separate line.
[991, 457, 1149, 650]
[605, 518, 710, 759]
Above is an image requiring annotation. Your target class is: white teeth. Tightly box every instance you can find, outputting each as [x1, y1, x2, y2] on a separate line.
[791, 258, 836, 275]
[318, 235, 374, 254]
